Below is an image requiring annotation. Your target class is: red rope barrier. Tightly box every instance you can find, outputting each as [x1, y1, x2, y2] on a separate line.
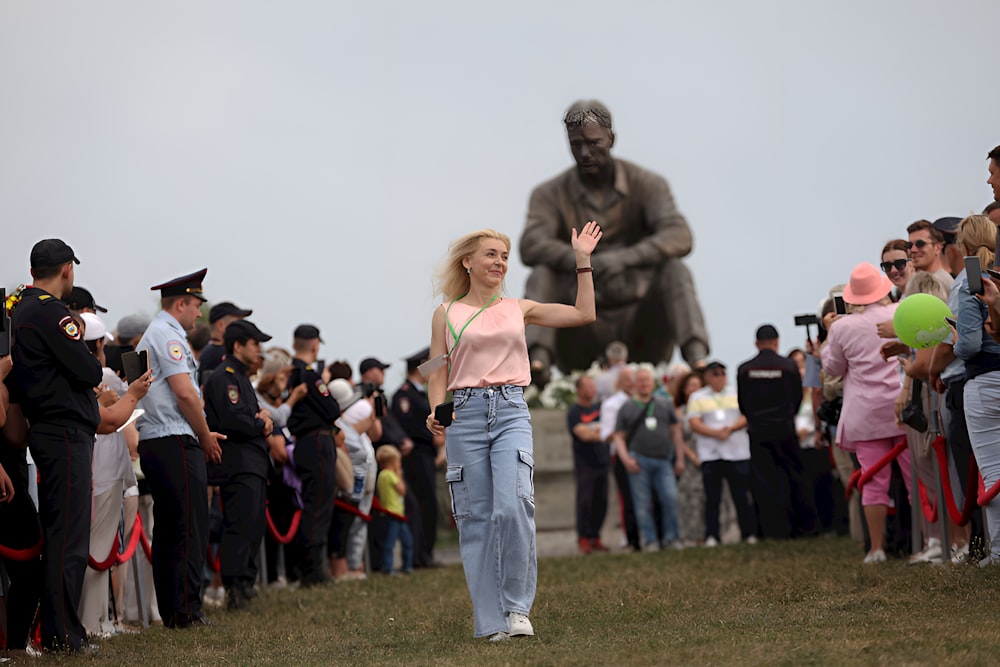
[117, 512, 145, 564]
[931, 437, 979, 526]
[265, 507, 302, 545]
[88, 533, 121, 571]
[0, 536, 42, 562]
[206, 546, 221, 574]
[845, 439, 909, 499]
[979, 475, 1000, 507]
[139, 521, 152, 561]
[371, 496, 407, 523]
[334, 498, 372, 522]
[917, 478, 937, 523]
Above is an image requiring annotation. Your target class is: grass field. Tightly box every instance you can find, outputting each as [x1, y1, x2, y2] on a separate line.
[25, 535, 1000, 666]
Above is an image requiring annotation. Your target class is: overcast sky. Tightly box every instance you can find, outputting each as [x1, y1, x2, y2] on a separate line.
[2, 1, 998, 389]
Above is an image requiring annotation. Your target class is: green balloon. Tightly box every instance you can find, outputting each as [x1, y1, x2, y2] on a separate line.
[892, 293, 953, 348]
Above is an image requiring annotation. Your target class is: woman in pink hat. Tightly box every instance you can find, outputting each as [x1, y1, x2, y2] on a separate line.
[821, 262, 911, 564]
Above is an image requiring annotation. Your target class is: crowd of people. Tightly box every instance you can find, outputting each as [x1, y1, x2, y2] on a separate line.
[0, 247, 446, 655]
[565, 144, 1000, 567]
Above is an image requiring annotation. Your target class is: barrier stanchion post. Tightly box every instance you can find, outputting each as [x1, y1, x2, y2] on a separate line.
[908, 435, 922, 556]
[930, 393, 949, 554]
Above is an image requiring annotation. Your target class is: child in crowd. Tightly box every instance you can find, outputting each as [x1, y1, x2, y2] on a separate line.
[376, 446, 413, 575]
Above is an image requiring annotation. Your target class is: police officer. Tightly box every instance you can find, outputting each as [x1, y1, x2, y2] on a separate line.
[203, 319, 273, 610]
[736, 324, 817, 540]
[7, 239, 103, 652]
[197, 301, 252, 386]
[391, 347, 443, 568]
[287, 324, 341, 585]
[136, 268, 224, 628]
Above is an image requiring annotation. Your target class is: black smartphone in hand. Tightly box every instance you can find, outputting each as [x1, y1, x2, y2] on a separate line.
[122, 350, 149, 383]
[434, 401, 454, 428]
[965, 256, 984, 295]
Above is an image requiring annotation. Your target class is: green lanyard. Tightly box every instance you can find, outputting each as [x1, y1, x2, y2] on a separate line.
[632, 398, 655, 419]
[445, 293, 498, 352]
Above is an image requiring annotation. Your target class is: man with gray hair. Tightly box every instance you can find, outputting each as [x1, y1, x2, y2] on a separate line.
[595, 340, 628, 403]
[520, 100, 709, 386]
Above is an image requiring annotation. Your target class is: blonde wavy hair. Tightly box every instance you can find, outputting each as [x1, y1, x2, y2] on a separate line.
[435, 228, 511, 301]
[958, 215, 996, 268]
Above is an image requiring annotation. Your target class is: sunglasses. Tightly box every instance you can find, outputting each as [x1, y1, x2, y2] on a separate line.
[880, 258, 912, 273]
[905, 239, 936, 250]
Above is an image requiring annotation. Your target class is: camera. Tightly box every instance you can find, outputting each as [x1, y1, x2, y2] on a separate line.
[794, 314, 820, 327]
[359, 382, 387, 418]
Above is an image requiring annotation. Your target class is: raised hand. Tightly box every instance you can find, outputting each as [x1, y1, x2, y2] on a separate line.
[571, 220, 603, 258]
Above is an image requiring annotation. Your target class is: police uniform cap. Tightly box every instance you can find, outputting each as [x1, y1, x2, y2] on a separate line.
[755, 324, 780, 341]
[210, 301, 252, 324]
[359, 357, 390, 374]
[30, 238, 80, 268]
[294, 324, 324, 343]
[150, 268, 208, 301]
[224, 319, 272, 346]
[405, 347, 430, 372]
[68, 286, 108, 313]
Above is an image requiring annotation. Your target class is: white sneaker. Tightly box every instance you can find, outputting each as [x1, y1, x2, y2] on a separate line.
[745, 535, 758, 545]
[507, 612, 534, 637]
[978, 555, 1000, 569]
[642, 542, 661, 553]
[863, 549, 886, 564]
[489, 632, 510, 642]
[704, 536, 719, 548]
[907, 538, 944, 566]
[951, 543, 970, 565]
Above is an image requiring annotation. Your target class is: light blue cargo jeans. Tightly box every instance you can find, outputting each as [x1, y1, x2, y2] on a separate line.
[446, 385, 536, 638]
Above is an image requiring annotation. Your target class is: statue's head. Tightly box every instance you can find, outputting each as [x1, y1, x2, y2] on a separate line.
[564, 100, 615, 178]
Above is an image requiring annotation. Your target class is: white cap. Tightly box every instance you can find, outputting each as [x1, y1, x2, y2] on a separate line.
[80, 311, 114, 343]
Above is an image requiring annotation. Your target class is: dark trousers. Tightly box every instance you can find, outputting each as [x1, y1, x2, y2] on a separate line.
[573, 458, 610, 540]
[403, 444, 438, 566]
[612, 455, 640, 549]
[139, 434, 208, 626]
[28, 423, 93, 649]
[749, 435, 817, 540]
[702, 459, 756, 541]
[293, 432, 336, 580]
[0, 488, 43, 650]
[945, 380, 986, 552]
[381, 518, 414, 574]
[220, 474, 266, 587]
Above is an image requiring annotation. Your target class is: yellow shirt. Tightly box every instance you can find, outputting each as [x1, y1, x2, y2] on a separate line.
[376, 469, 405, 516]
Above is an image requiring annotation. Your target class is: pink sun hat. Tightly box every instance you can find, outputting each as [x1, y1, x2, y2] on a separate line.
[843, 262, 894, 305]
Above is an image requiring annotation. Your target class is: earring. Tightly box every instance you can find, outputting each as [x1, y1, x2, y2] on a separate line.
[466, 267, 471, 274]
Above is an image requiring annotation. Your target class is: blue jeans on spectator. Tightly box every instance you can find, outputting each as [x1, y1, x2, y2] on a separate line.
[381, 517, 414, 574]
[446, 385, 536, 638]
[628, 452, 680, 547]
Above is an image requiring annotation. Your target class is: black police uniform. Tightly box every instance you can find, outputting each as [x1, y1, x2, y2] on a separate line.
[391, 376, 439, 567]
[204, 353, 269, 606]
[9, 286, 103, 650]
[736, 348, 817, 539]
[0, 432, 43, 651]
[287, 356, 341, 584]
[197, 342, 226, 386]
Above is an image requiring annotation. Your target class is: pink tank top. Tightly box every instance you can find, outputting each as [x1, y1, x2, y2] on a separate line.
[445, 297, 531, 390]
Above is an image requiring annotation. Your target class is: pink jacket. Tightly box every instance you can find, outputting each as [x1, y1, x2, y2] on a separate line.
[821, 302, 904, 449]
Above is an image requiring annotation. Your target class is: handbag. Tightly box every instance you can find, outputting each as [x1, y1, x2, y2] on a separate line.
[899, 379, 928, 433]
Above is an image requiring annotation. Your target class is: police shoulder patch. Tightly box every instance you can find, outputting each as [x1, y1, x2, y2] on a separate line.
[58, 315, 81, 340]
[167, 340, 184, 362]
[399, 397, 411, 414]
[316, 380, 330, 396]
[227, 384, 240, 404]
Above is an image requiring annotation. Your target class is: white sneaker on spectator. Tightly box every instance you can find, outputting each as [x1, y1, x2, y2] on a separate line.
[951, 543, 971, 565]
[745, 536, 758, 545]
[863, 549, 886, 564]
[489, 632, 510, 642]
[704, 537, 719, 548]
[507, 612, 534, 637]
[977, 555, 1000, 568]
[907, 538, 944, 565]
[642, 542, 660, 553]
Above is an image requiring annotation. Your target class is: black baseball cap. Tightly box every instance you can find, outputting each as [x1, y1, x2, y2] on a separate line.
[30, 238, 80, 268]
[405, 347, 430, 372]
[67, 286, 107, 313]
[703, 360, 726, 372]
[294, 324, 323, 343]
[360, 357, 390, 374]
[755, 324, 779, 341]
[224, 319, 272, 346]
[209, 301, 252, 324]
[150, 268, 208, 301]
